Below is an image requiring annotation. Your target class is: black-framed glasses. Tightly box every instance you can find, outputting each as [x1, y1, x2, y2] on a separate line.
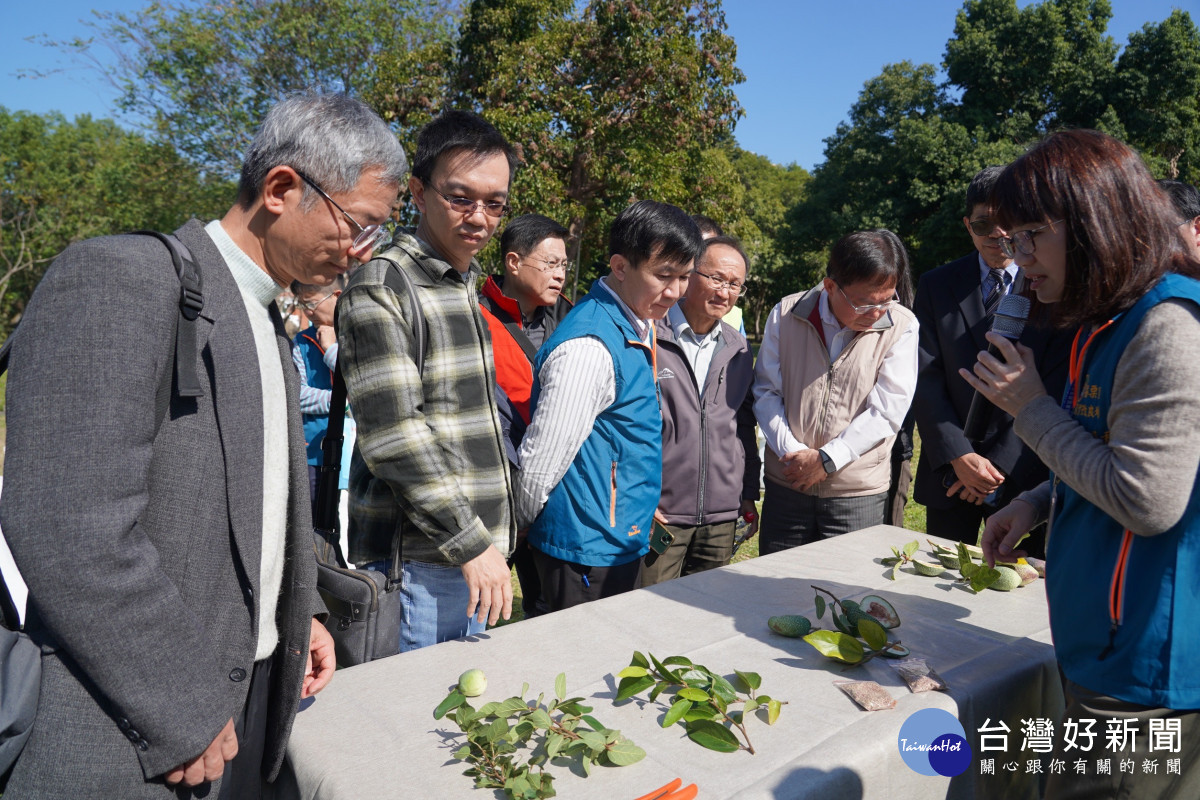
[998, 220, 1063, 259]
[521, 256, 570, 274]
[693, 269, 748, 297]
[968, 217, 1001, 236]
[296, 289, 337, 312]
[429, 183, 510, 218]
[294, 168, 392, 254]
[837, 284, 897, 315]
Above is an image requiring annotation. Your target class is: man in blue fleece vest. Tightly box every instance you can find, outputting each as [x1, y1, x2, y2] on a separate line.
[514, 200, 703, 611]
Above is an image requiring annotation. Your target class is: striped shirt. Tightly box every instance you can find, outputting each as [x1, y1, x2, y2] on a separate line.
[336, 230, 515, 565]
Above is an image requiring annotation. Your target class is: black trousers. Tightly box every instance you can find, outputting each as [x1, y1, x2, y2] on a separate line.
[759, 480, 888, 554]
[217, 655, 274, 800]
[531, 547, 641, 613]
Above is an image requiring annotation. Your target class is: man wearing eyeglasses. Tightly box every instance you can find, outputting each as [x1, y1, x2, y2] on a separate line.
[642, 236, 761, 584]
[1, 94, 403, 798]
[337, 110, 517, 651]
[912, 166, 1070, 546]
[478, 214, 574, 618]
[754, 229, 919, 551]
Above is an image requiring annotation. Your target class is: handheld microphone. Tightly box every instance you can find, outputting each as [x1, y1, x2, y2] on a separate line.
[963, 291, 1031, 442]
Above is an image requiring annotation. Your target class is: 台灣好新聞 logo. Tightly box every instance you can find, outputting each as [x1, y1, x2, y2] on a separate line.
[898, 708, 972, 777]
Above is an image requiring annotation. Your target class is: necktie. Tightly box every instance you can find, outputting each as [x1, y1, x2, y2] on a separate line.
[983, 268, 1007, 317]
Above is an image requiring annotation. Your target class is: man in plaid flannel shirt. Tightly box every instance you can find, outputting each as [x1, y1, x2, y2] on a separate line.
[337, 111, 518, 651]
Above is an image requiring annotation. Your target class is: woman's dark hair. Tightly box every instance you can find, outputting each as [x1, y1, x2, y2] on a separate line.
[827, 229, 912, 306]
[990, 129, 1200, 328]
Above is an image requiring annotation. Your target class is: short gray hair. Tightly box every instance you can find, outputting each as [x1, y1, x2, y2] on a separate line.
[238, 93, 408, 208]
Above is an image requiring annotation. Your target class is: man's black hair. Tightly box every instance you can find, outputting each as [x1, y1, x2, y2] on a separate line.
[965, 166, 1006, 218]
[411, 110, 518, 185]
[500, 214, 569, 258]
[827, 229, 911, 299]
[691, 214, 724, 237]
[609, 200, 703, 270]
[1159, 179, 1200, 221]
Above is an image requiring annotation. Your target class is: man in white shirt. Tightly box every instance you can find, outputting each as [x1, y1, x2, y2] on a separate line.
[753, 229, 919, 551]
[514, 200, 702, 610]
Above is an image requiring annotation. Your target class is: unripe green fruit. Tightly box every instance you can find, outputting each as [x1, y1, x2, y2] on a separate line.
[458, 668, 487, 697]
[768, 614, 812, 638]
[988, 566, 1023, 591]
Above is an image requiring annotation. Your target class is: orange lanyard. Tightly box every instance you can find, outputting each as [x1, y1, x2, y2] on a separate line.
[1067, 319, 1116, 410]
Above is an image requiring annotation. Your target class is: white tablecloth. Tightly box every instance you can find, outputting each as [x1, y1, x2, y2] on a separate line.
[279, 525, 1063, 799]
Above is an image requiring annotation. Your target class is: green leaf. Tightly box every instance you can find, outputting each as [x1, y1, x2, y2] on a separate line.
[815, 595, 826, 619]
[581, 715, 606, 732]
[881, 556, 900, 566]
[452, 744, 471, 760]
[528, 708, 553, 729]
[604, 738, 646, 767]
[617, 666, 649, 679]
[554, 672, 566, 701]
[890, 545, 901, 557]
[683, 705, 720, 722]
[578, 731, 607, 752]
[686, 719, 740, 752]
[496, 698, 532, 716]
[662, 655, 694, 667]
[648, 683, 666, 703]
[677, 687, 710, 702]
[857, 617, 888, 651]
[710, 674, 739, 705]
[630, 651, 649, 669]
[545, 732, 565, 760]
[484, 717, 509, 742]
[756, 694, 772, 703]
[767, 699, 783, 725]
[649, 653, 681, 682]
[679, 669, 708, 685]
[970, 566, 1002, 593]
[663, 698, 692, 727]
[743, 697, 759, 715]
[520, 682, 529, 698]
[615, 675, 656, 702]
[902, 539, 919, 558]
[434, 690, 466, 720]
[734, 669, 762, 692]
[803, 630, 865, 663]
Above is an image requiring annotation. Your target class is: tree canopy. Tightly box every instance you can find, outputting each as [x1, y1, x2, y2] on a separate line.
[786, 0, 1200, 281]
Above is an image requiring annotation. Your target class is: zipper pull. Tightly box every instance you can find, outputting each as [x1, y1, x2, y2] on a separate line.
[1098, 622, 1118, 661]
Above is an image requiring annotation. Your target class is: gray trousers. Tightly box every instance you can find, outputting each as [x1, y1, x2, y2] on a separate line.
[641, 519, 737, 586]
[1043, 680, 1200, 799]
[759, 479, 887, 554]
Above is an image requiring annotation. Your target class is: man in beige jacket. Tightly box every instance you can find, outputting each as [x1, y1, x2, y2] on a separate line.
[753, 229, 919, 552]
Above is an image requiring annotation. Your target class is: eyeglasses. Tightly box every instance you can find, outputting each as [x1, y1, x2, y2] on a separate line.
[837, 284, 897, 315]
[429, 184, 510, 218]
[693, 269, 747, 296]
[294, 169, 392, 255]
[968, 217, 1001, 236]
[998, 220, 1063, 259]
[296, 289, 337, 312]
[521, 256, 570, 274]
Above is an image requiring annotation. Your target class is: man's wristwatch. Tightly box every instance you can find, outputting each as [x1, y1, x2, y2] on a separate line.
[818, 449, 836, 475]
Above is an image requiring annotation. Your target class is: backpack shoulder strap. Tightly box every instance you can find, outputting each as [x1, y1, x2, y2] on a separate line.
[132, 231, 205, 399]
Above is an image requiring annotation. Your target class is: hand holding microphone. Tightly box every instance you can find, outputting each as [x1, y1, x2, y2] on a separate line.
[958, 293, 1050, 424]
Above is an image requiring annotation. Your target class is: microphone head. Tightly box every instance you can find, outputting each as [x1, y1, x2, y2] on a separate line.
[991, 293, 1030, 340]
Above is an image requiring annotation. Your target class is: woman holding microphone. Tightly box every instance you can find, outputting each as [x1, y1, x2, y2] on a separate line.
[963, 129, 1200, 799]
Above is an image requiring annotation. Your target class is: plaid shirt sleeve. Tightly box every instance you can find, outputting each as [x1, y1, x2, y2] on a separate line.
[336, 281, 495, 564]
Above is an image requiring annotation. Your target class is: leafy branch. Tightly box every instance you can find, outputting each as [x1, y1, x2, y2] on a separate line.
[434, 672, 643, 799]
[805, 587, 908, 666]
[615, 652, 784, 755]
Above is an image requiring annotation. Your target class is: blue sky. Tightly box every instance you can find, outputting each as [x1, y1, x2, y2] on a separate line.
[2, 0, 1196, 171]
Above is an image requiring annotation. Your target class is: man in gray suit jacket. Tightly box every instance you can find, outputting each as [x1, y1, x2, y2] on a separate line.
[0, 94, 406, 798]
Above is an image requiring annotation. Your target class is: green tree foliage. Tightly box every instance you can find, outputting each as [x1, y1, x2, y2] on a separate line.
[451, 0, 745, 297]
[787, 0, 1200, 280]
[47, 0, 455, 178]
[0, 107, 230, 334]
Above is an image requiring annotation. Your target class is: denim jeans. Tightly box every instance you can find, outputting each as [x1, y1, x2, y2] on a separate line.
[363, 559, 485, 652]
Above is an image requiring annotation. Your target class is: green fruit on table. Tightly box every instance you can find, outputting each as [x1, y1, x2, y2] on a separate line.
[458, 668, 488, 697]
[910, 559, 945, 577]
[768, 614, 813, 638]
[935, 551, 961, 570]
[988, 566, 1024, 592]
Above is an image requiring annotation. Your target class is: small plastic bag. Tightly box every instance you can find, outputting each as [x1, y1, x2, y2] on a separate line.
[834, 680, 896, 711]
[889, 658, 948, 693]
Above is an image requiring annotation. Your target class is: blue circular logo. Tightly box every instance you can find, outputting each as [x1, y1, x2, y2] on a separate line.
[897, 708, 972, 777]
